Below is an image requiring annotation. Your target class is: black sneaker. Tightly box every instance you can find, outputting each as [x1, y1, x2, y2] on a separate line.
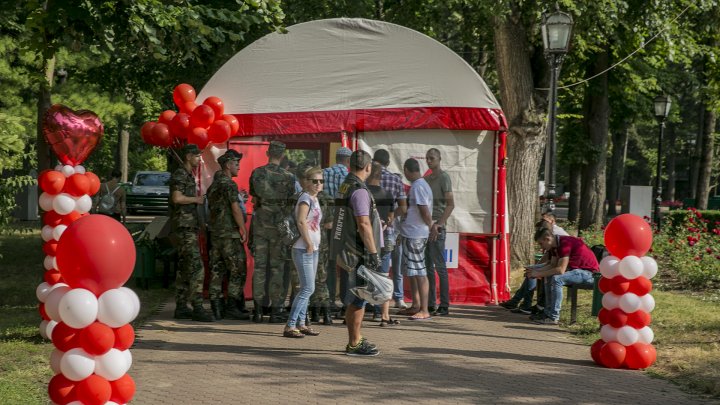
[434, 307, 449, 316]
[529, 312, 546, 321]
[499, 301, 518, 310]
[530, 305, 543, 315]
[511, 307, 531, 315]
[346, 338, 379, 356]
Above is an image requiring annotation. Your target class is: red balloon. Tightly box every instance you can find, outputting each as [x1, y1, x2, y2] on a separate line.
[190, 104, 215, 129]
[188, 127, 210, 150]
[604, 214, 653, 258]
[208, 119, 231, 144]
[110, 374, 136, 404]
[173, 83, 196, 109]
[48, 373, 77, 404]
[39, 170, 66, 194]
[85, 172, 101, 196]
[151, 123, 173, 148]
[203, 96, 225, 118]
[627, 310, 652, 329]
[598, 277, 612, 294]
[222, 114, 240, 135]
[39, 303, 49, 320]
[44, 269, 63, 285]
[629, 276, 653, 296]
[597, 308, 610, 325]
[61, 211, 83, 226]
[169, 112, 191, 139]
[113, 324, 135, 350]
[599, 341, 626, 368]
[55, 214, 136, 296]
[608, 308, 628, 328]
[158, 109, 177, 125]
[625, 343, 657, 369]
[609, 275, 631, 295]
[140, 121, 157, 145]
[43, 104, 104, 166]
[590, 339, 605, 365]
[44, 211, 63, 226]
[51, 322, 80, 352]
[75, 374, 112, 405]
[180, 101, 198, 114]
[43, 240, 59, 255]
[79, 322, 115, 356]
[64, 174, 91, 196]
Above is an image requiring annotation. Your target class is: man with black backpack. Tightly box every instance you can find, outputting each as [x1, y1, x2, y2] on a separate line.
[96, 169, 126, 223]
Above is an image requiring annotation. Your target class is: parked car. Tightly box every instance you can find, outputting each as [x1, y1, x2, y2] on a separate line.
[126, 171, 171, 214]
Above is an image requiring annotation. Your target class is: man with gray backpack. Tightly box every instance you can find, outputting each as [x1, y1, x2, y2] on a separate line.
[95, 169, 126, 223]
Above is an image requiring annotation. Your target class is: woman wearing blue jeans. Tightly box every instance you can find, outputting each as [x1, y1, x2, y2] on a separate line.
[283, 167, 324, 338]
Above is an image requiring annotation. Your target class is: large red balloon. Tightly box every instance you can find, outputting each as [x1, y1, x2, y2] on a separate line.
[113, 324, 135, 350]
[188, 127, 210, 150]
[110, 374, 136, 404]
[629, 276, 653, 296]
[79, 322, 115, 355]
[51, 322, 80, 352]
[625, 343, 657, 369]
[55, 214, 136, 296]
[140, 121, 157, 145]
[48, 373, 77, 404]
[627, 310, 652, 329]
[590, 339, 605, 365]
[190, 104, 215, 129]
[85, 172, 101, 196]
[39, 170, 66, 194]
[208, 120, 231, 144]
[64, 174, 91, 196]
[599, 341, 626, 368]
[75, 375, 112, 405]
[608, 308, 628, 328]
[43, 104, 104, 166]
[604, 214, 653, 258]
[173, 83, 196, 109]
[203, 96, 225, 118]
[222, 114, 240, 135]
[169, 112, 191, 139]
[151, 123, 173, 148]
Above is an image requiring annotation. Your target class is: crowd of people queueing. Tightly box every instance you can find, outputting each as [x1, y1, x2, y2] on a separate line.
[167, 141, 454, 356]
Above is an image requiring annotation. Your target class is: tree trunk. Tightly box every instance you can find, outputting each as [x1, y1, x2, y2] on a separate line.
[665, 125, 676, 201]
[607, 125, 629, 215]
[568, 169, 581, 222]
[696, 108, 716, 209]
[690, 105, 704, 200]
[579, 49, 610, 230]
[494, 12, 546, 266]
[37, 55, 55, 172]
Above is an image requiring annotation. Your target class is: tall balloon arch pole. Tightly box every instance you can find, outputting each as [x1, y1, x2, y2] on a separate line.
[38, 104, 139, 405]
[591, 214, 658, 369]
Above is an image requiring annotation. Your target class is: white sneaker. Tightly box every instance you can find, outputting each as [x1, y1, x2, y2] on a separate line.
[394, 299, 408, 309]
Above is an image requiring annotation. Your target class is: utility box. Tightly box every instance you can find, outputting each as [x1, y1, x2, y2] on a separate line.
[620, 185, 653, 219]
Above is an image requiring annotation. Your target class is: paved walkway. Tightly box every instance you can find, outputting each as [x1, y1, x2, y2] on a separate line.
[131, 303, 713, 405]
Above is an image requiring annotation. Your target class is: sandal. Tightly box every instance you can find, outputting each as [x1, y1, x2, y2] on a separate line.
[283, 329, 305, 338]
[299, 327, 320, 336]
[379, 318, 400, 327]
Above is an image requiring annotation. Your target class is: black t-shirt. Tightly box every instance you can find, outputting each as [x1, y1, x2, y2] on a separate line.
[368, 184, 393, 223]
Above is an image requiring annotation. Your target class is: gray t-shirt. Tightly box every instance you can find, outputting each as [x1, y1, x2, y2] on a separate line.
[424, 170, 452, 220]
[401, 178, 433, 239]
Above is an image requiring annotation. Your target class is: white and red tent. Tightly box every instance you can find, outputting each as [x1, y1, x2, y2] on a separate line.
[198, 18, 510, 304]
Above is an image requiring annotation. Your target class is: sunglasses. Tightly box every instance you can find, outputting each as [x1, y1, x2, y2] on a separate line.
[310, 179, 324, 184]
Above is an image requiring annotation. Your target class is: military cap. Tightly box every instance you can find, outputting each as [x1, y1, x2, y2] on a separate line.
[268, 140, 286, 154]
[218, 149, 243, 165]
[180, 143, 201, 156]
[336, 146, 353, 157]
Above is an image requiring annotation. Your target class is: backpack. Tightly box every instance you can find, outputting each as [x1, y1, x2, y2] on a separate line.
[591, 244, 610, 263]
[277, 191, 306, 246]
[97, 183, 120, 214]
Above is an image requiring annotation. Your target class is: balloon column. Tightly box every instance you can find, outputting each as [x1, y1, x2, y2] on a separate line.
[38, 105, 139, 404]
[140, 83, 240, 150]
[591, 214, 658, 369]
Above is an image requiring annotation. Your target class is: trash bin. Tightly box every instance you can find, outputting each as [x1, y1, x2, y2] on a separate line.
[591, 272, 603, 316]
[133, 244, 156, 289]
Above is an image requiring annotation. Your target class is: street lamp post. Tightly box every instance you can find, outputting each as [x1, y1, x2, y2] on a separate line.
[653, 94, 672, 231]
[541, 4, 573, 213]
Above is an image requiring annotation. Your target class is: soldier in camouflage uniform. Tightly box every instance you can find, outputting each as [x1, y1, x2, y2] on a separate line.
[207, 150, 250, 321]
[309, 190, 334, 325]
[169, 144, 213, 322]
[249, 141, 296, 323]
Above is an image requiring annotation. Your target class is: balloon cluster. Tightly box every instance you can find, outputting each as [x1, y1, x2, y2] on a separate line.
[39, 106, 139, 404]
[140, 83, 240, 150]
[591, 214, 658, 369]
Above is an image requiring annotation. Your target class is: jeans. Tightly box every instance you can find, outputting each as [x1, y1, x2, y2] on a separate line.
[425, 230, 449, 308]
[543, 269, 594, 321]
[391, 239, 404, 300]
[509, 277, 537, 310]
[287, 248, 318, 328]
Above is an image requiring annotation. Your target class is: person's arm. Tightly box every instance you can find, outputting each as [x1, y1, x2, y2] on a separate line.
[532, 256, 569, 278]
[395, 196, 408, 218]
[436, 191, 455, 227]
[231, 201, 247, 243]
[355, 215, 377, 254]
[296, 202, 314, 254]
[171, 190, 203, 205]
[418, 205, 433, 228]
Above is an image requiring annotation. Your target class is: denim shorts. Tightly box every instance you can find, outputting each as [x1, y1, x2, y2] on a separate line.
[403, 237, 428, 277]
[340, 267, 366, 308]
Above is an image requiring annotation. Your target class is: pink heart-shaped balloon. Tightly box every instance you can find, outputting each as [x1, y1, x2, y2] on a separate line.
[43, 104, 104, 166]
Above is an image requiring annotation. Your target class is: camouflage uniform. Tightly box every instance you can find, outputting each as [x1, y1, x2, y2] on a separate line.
[169, 166, 204, 308]
[249, 148, 296, 312]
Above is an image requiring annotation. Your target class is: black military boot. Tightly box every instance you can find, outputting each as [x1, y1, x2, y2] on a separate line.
[174, 301, 193, 319]
[225, 298, 250, 320]
[210, 299, 223, 321]
[252, 301, 264, 323]
[310, 305, 320, 323]
[237, 294, 250, 314]
[191, 303, 214, 322]
[269, 306, 288, 323]
[322, 304, 333, 325]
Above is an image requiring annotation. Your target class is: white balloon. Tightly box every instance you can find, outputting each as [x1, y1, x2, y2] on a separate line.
[43, 255, 54, 271]
[61, 165, 75, 177]
[619, 256, 644, 280]
[46, 320, 58, 340]
[640, 293, 656, 312]
[39, 192, 56, 212]
[637, 326, 655, 344]
[106, 402, 121, 405]
[641, 256, 658, 279]
[60, 348, 95, 381]
[98, 289, 136, 327]
[602, 292, 620, 310]
[41, 225, 54, 242]
[617, 325, 640, 346]
[619, 293, 642, 313]
[50, 349, 64, 374]
[73, 165, 86, 174]
[67, 402, 83, 405]
[600, 324, 618, 342]
[36, 282, 52, 302]
[52, 193, 76, 215]
[59, 288, 99, 329]
[54, 164, 63, 171]
[119, 287, 141, 320]
[74, 195, 93, 214]
[94, 348, 130, 381]
[122, 349, 133, 369]
[599, 255, 620, 279]
[52, 224, 68, 241]
[39, 320, 49, 340]
[45, 285, 71, 322]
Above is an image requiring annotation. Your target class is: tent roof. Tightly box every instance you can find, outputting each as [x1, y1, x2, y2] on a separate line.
[198, 18, 501, 115]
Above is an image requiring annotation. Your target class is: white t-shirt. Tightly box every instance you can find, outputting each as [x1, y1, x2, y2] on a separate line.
[553, 224, 569, 236]
[292, 193, 322, 250]
[400, 178, 433, 239]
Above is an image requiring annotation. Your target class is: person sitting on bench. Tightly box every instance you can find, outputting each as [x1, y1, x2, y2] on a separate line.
[527, 228, 599, 325]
